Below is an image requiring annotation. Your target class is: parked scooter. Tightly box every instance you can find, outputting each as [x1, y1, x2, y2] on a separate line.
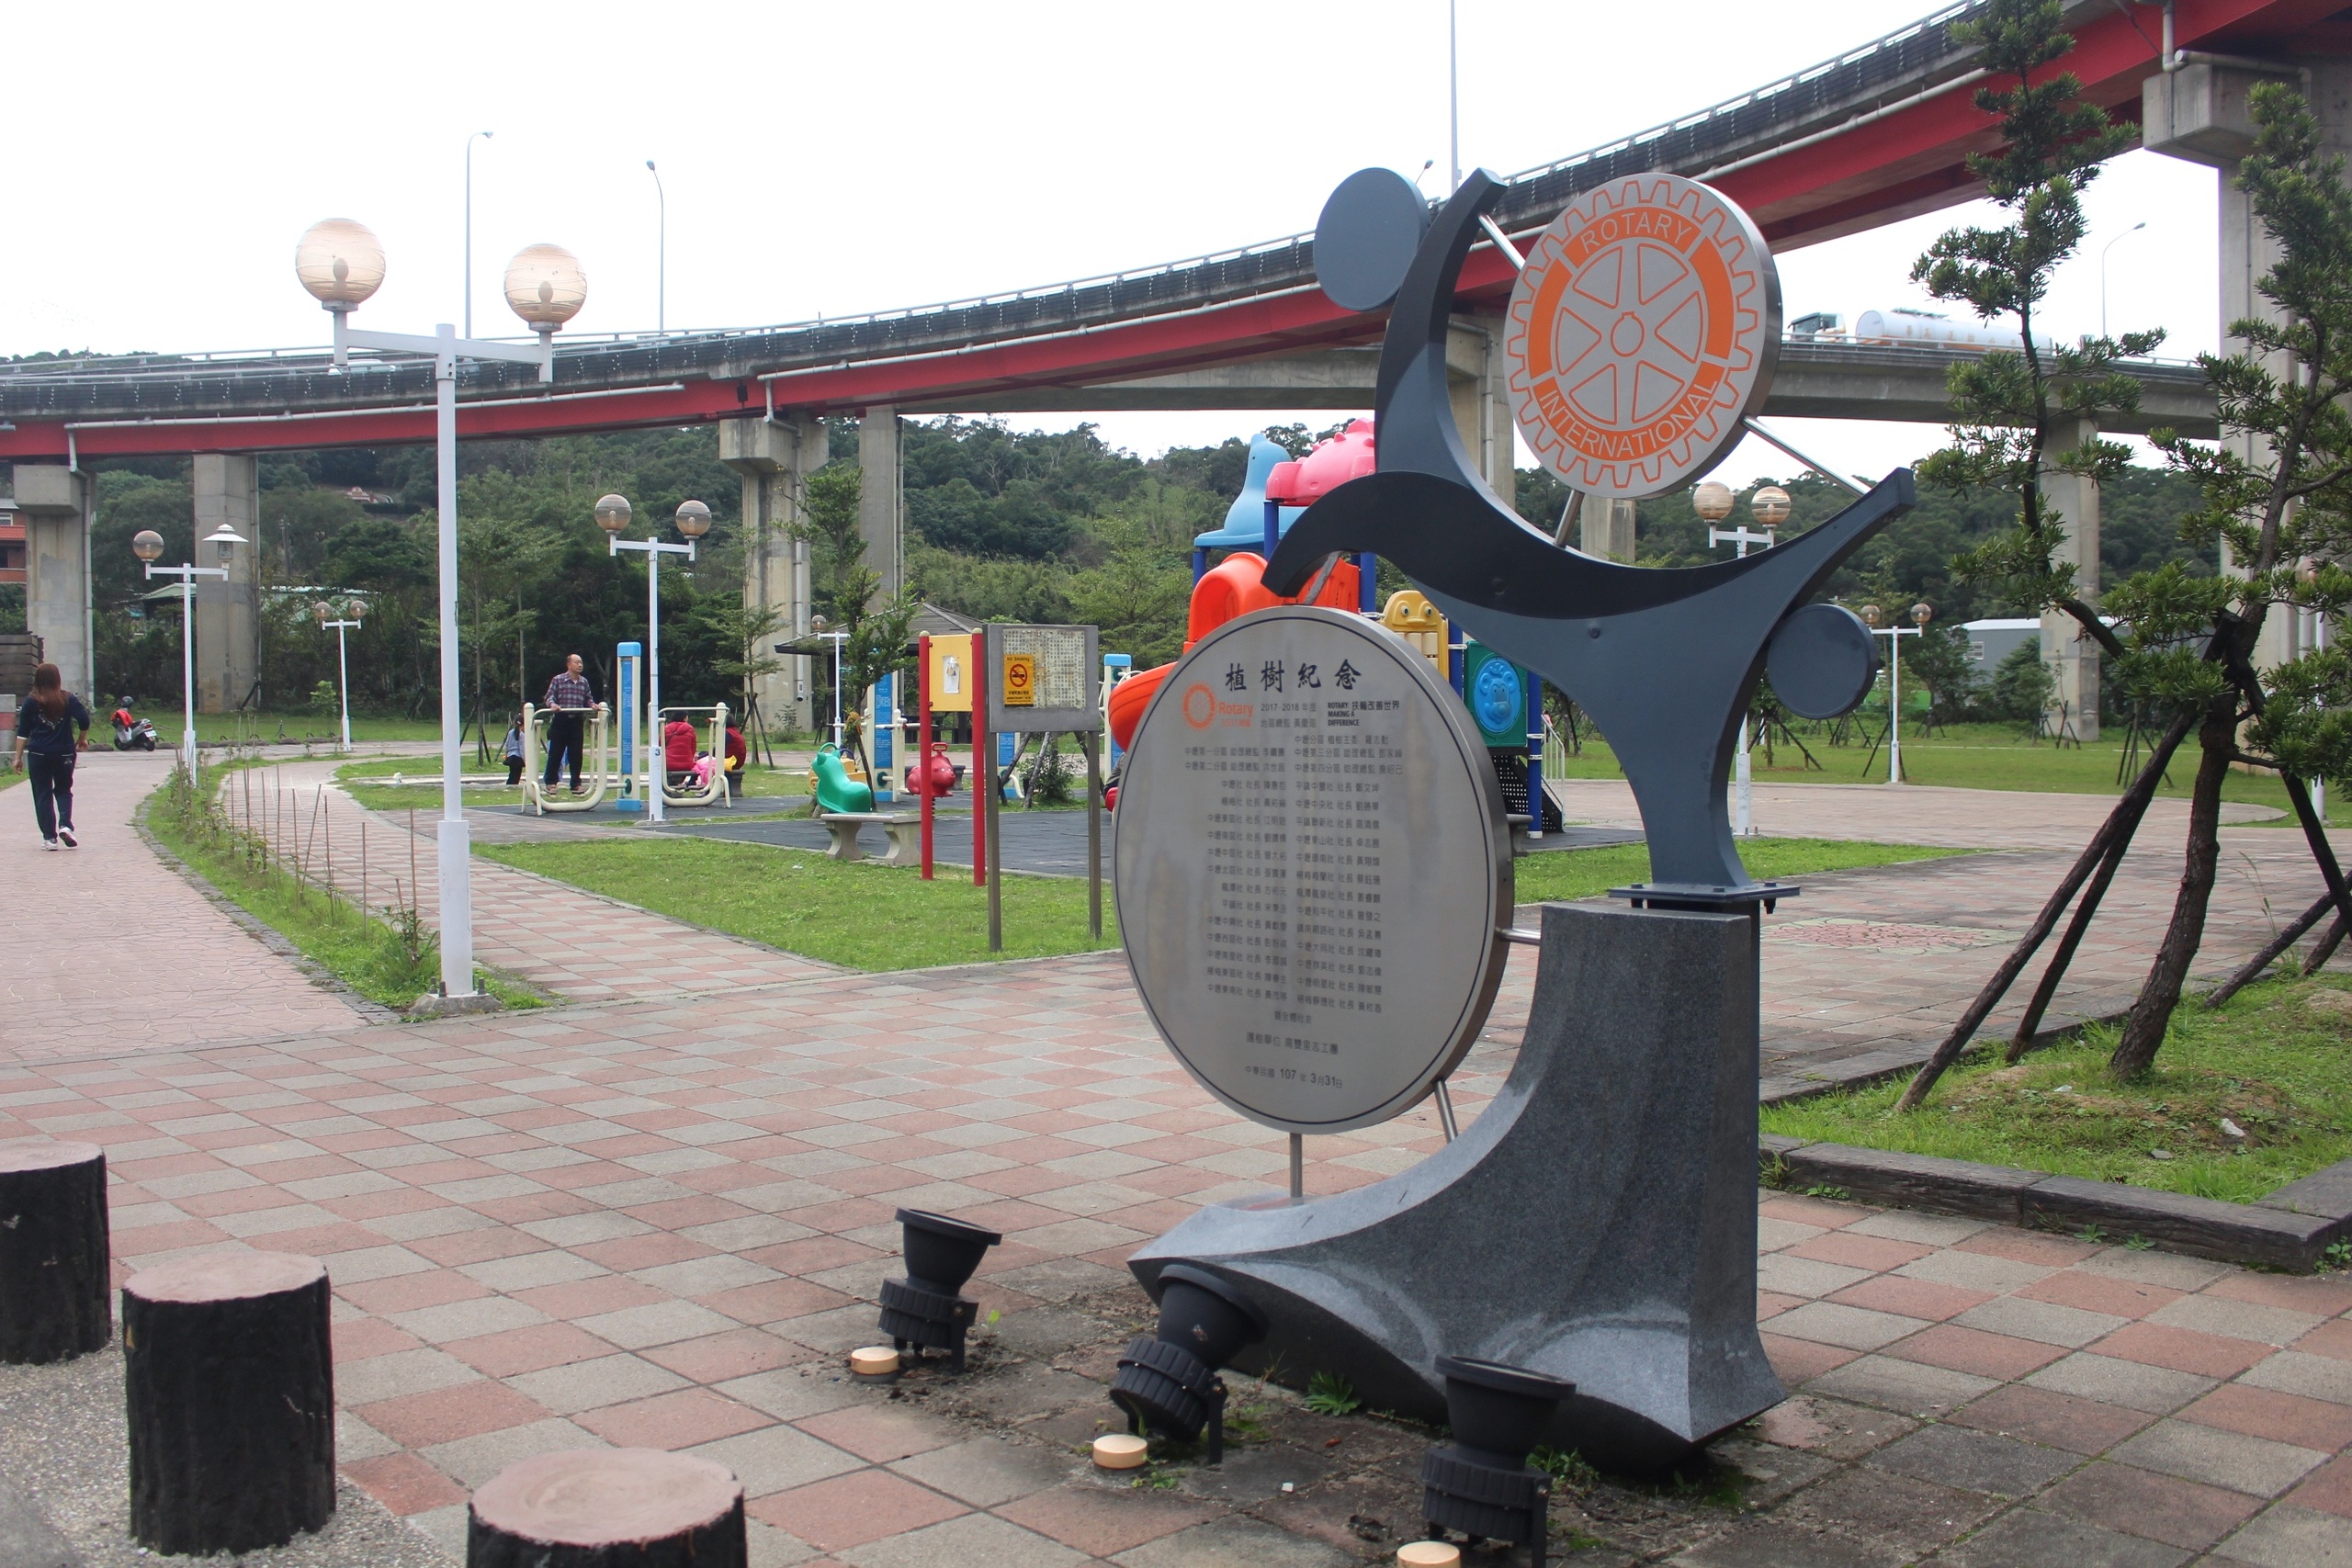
[111, 706, 159, 751]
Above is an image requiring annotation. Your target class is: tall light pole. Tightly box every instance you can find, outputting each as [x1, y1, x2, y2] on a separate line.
[597, 495, 708, 824]
[130, 524, 243, 790]
[2101, 220, 2146, 340]
[296, 218, 587, 1000]
[465, 130, 493, 337]
[1861, 602, 1932, 785]
[1447, 0, 1460, 192]
[645, 160, 664, 334]
[315, 596, 367, 750]
[1697, 481, 1786, 835]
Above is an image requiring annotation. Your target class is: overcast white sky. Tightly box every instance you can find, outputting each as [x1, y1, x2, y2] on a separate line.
[3, 1, 2219, 489]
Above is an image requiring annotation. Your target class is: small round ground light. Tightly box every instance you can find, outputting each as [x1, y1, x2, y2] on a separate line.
[849, 1347, 901, 1383]
[1398, 1543, 1462, 1568]
[468, 1447, 744, 1568]
[1091, 1433, 1149, 1471]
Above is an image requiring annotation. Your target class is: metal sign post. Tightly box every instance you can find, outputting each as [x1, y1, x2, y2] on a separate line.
[981, 624, 1102, 954]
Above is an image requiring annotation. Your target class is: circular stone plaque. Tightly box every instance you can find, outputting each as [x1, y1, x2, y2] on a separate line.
[1504, 173, 1780, 500]
[1114, 606, 1511, 1134]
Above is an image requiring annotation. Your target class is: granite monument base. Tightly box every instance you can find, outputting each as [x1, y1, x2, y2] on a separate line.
[1130, 901, 1781, 1472]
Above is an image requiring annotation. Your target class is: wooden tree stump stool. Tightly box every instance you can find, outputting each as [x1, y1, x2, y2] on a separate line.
[468, 1448, 746, 1568]
[0, 1140, 110, 1365]
[122, 1251, 334, 1556]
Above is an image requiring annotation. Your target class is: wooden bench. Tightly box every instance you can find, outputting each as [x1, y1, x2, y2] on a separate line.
[819, 811, 922, 866]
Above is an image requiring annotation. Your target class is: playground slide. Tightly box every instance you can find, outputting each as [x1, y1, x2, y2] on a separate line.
[1106, 549, 1362, 754]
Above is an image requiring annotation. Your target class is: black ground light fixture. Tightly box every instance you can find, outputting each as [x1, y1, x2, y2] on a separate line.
[1109, 1263, 1269, 1462]
[876, 1209, 1001, 1372]
[1420, 1356, 1577, 1568]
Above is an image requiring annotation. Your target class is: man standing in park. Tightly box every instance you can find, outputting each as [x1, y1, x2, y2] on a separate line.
[542, 654, 595, 795]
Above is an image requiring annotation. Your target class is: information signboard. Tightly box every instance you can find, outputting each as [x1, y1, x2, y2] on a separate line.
[924, 634, 972, 714]
[989, 624, 1099, 733]
[1114, 606, 1511, 1134]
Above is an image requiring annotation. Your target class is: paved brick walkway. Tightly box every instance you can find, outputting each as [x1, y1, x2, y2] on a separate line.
[0, 753, 369, 1060]
[223, 761, 835, 1005]
[2, 969, 2348, 1564]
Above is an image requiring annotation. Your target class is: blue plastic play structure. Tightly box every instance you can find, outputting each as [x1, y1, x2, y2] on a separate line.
[1191, 433, 1305, 581]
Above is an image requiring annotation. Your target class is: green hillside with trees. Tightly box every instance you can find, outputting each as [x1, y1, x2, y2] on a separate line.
[0, 416, 2210, 738]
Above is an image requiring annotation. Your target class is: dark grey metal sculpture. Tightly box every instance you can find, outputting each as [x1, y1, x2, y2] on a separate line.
[1269, 168, 1908, 894]
[1134, 901, 1774, 1469]
[1125, 168, 1912, 1471]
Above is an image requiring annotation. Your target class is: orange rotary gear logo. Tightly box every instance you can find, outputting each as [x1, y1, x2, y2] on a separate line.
[1505, 174, 1779, 500]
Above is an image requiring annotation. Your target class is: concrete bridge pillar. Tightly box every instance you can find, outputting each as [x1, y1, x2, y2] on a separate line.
[2146, 58, 2352, 677]
[191, 455, 258, 714]
[1576, 496, 1638, 563]
[10, 464, 92, 702]
[858, 407, 901, 603]
[719, 415, 825, 737]
[2040, 416, 2102, 741]
[1447, 314, 1517, 506]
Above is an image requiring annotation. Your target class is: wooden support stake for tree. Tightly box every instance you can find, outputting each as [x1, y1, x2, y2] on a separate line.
[123, 1252, 334, 1556]
[467, 1449, 746, 1568]
[2210, 892, 2335, 1008]
[0, 1141, 110, 1364]
[1896, 709, 2195, 1111]
[2007, 774, 2160, 1055]
[2306, 913, 2350, 976]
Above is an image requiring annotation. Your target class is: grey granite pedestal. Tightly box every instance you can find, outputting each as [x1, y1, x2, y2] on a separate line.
[1131, 901, 1781, 1471]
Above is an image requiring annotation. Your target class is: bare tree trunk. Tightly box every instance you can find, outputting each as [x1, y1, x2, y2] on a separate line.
[1895, 708, 2195, 1111]
[2109, 695, 2238, 1078]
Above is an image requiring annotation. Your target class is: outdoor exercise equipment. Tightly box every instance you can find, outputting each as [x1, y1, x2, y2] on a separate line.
[809, 743, 875, 816]
[520, 701, 613, 814]
[655, 703, 732, 807]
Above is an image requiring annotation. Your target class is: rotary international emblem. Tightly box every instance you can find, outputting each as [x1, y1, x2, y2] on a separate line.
[1505, 174, 1780, 500]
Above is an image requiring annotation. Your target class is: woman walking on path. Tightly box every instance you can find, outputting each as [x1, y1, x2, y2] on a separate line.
[10, 663, 91, 850]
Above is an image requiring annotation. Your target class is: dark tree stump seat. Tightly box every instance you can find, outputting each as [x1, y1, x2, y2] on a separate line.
[0, 1140, 110, 1365]
[122, 1250, 334, 1556]
[468, 1448, 747, 1568]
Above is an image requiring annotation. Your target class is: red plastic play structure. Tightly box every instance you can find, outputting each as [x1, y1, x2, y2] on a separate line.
[1108, 421, 1384, 760]
[1105, 549, 1363, 755]
[904, 741, 963, 799]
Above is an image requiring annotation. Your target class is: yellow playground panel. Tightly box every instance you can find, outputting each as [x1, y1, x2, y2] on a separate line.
[520, 702, 613, 814]
[1381, 590, 1450, 681]
[925, 634, 974, 714]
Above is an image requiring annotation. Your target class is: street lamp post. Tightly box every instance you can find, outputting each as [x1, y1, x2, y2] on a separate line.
[645, 160, 664, 334]
[1861, 602, 1934, 784]
[2101, 221, 2147, 340]
[296, 219, 587, 1000]
[465, 130, 493, 337]
[131, 524, 244, 790]
[1694, 481, 1787, 835]
[314, 597, 367, 750]
[809, 620, 850, 752]
[597, 496, 708, 825]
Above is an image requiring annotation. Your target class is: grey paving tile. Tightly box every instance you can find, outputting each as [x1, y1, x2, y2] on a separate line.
[888, 1435, 1076, 1507]
[2111, 1420, 2327, 1498]
[2211, 1504, 2352, 1567]
[2025, 1354, 2218, 1416]
[507, 1353, 689, 1416]
[1867, 1422, 2079, 1496]
[1112, 1514, 1360, 1567]
[1936, 1507, 2192, 1567]
[687, 1424, 864, 1496]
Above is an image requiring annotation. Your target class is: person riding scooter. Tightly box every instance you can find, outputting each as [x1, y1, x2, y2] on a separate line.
[111, 705, 159, 752]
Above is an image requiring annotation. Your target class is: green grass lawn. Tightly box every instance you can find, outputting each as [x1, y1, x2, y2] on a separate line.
[1512, 838, 1972, 903]
[480, 836, 1114, 970]
[1552, 721, 2322, 822]
[1761, 976, 2352, 1203]
[146, 775, 540, 1012]
[178, 712, 448, 744]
